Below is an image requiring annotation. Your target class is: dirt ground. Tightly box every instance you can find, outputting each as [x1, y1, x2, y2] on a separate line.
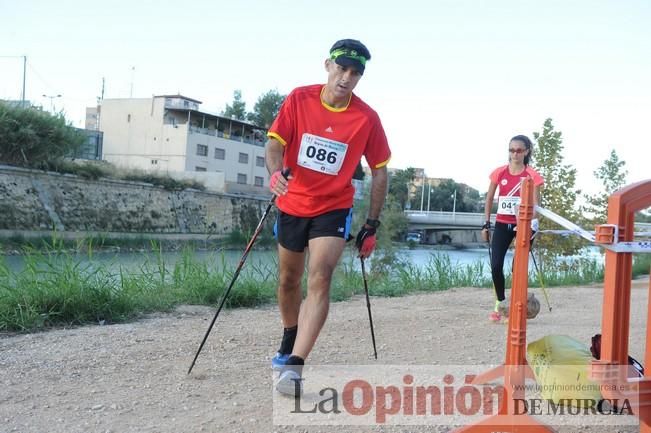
[1, 279, 649, 433]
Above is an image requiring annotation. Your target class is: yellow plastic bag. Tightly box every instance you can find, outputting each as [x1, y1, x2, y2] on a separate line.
[526, 335, 602, 406]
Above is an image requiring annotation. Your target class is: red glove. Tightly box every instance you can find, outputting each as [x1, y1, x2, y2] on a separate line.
[269, 169, 288, 195]
[355, 226, 377, 257]
[270, 170, 282, 190]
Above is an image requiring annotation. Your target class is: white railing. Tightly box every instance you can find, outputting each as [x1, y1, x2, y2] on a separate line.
[405, 210, 651, 231]
[405, 211, 489, 226]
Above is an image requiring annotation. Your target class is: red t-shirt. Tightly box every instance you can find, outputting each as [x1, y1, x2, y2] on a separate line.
[489, 165, 544, 224]
[267, 84, 391, 217]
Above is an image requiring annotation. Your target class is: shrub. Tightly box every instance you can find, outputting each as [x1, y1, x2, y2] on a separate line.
[0, 102, 85, 167]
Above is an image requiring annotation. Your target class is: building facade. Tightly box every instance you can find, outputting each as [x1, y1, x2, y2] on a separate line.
[98, 95, 269, 194]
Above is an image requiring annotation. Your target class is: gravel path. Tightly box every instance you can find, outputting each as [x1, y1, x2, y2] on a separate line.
[1, 279, 648, 433]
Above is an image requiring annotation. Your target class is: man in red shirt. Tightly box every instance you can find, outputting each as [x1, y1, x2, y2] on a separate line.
[266, 39, 391, 396]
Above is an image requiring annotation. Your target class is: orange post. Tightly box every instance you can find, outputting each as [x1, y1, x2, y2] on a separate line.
[590, 179, 651, 432]
[453, 178, 555, 432]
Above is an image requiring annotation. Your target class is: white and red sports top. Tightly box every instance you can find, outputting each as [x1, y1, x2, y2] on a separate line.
[489, 165, 544, 225]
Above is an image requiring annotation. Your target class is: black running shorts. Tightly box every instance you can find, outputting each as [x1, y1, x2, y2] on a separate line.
[274, 208, 353, 252]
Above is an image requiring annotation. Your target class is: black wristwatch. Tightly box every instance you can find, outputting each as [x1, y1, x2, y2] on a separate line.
[365, 218, 381, 229]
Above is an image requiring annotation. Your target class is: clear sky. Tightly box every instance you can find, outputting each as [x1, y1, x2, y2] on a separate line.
[1, 0, 649, 195]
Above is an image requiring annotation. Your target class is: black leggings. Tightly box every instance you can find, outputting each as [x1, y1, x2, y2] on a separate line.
[490, 222, 535, 301]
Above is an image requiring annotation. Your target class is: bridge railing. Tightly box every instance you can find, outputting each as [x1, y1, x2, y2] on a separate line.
[404, 211, 491, 227]
[405, 210, 651, 232]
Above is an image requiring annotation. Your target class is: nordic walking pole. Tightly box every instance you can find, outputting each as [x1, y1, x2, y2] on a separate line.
[187, 168, 290, 374]
[529, 249, 552, 312]
[360, 258, 378, 360]
[529, 230, 552, 312]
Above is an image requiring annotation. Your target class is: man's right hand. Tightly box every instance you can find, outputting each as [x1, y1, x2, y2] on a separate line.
[355, 225, 377, 258]
[270, 169, 290, 196]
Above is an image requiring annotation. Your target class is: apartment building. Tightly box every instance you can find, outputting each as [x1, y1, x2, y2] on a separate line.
[98, 95, 269, 193]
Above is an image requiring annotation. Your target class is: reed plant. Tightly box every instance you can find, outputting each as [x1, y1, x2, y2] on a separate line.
[2, 244, 650, 332]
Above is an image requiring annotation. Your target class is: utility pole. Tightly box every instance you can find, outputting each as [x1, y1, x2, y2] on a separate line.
[22, 56, 26, 108]
[96, 77, 105, 131]
[0, 55, 27, 107]
[420, 172, 425, 211]
[129, 66, 135, 98]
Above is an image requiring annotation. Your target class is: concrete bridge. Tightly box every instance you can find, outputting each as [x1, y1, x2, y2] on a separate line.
[406, 211, 491, 230]
[404, 211, 488, 245]
[405, 210, 651, 245]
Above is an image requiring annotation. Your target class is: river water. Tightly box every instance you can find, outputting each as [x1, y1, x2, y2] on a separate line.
[2, 245, 605, 276]
[2, 246, 498, 274]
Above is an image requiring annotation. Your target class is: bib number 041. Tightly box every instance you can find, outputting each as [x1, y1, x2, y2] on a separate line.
[497, 196, 519, 215]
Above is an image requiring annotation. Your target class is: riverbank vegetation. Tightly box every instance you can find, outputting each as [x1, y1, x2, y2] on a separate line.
[1, 243, 649, 332]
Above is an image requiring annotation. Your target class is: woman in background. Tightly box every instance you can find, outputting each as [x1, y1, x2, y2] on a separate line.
[481, 135, 544, 322]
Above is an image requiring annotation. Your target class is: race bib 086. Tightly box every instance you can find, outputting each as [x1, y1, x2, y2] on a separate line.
[297, 133, 348, 175]
[497, 196, 520, 215]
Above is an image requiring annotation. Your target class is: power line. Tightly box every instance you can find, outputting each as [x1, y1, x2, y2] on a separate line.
[0, 55, 27, 107]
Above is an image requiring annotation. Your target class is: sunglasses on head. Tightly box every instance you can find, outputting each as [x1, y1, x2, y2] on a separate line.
[509, 148, 527, 154]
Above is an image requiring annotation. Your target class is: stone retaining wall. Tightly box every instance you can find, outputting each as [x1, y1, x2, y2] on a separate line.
[0, 165, 269, 236]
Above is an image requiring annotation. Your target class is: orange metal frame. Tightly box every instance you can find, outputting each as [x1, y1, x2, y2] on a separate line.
[453, 178, 651, 432]
[591, 179, 651, 433]
[453, 178, 556, 432]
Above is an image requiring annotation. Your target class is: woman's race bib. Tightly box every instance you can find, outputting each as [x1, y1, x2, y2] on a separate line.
[497, 196, 520, 215]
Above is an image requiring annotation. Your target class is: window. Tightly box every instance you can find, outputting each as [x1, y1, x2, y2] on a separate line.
[237, 173, 247, 184]
[238, 152, 249, 164]
[256, 156, 265, 167]
[214, 148, 225, 160]
[196, 166, 207, 172]
[151, 159, 158, 165]
[196, 144, 208, 156]
[254, 176, 264, 187]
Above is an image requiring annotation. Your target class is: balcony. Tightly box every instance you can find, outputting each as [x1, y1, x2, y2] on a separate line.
[189, 126, 266, 146]
[164, 97, 199, 111]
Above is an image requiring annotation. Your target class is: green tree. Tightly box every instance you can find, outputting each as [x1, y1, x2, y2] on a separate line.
[636, 208, 651, 223]
[247, 89, 286, 128]
[415, 179, 482, 213]
[532, 118, 582, 261]
[0, 102, 85, 168]
[388, 167, 416, 210]
[582, 150, 628, 224]
[460, 185, 483, 213]
[222, 89, 247, 120]
[353, 180, 409, 274]
[428, 179, 457, 212]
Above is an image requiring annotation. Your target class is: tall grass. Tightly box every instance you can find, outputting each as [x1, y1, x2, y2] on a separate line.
[1, 246, 649, 332]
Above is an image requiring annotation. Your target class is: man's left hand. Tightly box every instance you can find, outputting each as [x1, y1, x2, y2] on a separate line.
[355, 226, 377, 258]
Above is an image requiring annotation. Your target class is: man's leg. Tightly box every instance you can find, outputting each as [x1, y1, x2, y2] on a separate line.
[272, 244, 305, 369]
[277, 244, 305, 328]
[291, 236, 345, 360]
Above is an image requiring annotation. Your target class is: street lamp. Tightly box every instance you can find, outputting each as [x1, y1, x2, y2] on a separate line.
[42, 94, 62, 112]
[427, 184, 434, 212]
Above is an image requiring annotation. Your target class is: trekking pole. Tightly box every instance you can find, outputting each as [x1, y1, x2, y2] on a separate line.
[187, 168, 290, 374]
[360, 258, 378, 360]
[529, 249, 552, 312]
